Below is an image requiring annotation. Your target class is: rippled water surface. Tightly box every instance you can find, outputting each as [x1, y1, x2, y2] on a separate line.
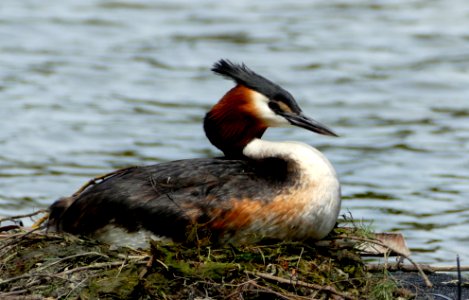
[1, 0, 468, 263]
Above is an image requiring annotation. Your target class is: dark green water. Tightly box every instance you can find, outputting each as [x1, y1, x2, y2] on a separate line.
[1, 1, 468, 264]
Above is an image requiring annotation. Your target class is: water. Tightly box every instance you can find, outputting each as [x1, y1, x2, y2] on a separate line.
[1, 0, 468, 264]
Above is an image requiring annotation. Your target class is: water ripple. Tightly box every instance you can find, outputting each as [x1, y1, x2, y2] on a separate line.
[0, 0, 468, 264]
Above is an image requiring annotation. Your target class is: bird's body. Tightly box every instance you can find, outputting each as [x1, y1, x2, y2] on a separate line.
[48, 60, 341, 246]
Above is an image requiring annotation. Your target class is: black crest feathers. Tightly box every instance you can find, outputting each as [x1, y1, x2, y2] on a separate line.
[212, 59, 284, 100]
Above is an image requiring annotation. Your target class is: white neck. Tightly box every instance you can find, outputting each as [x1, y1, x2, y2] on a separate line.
[242, 138, 337, 180]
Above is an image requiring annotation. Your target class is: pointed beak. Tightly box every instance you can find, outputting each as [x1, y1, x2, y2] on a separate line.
[282, 112, 338, 137]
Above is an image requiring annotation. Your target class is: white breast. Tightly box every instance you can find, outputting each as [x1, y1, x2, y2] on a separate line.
[243, 138, 341, 239]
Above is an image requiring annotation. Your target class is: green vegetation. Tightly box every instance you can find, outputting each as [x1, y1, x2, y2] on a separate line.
[0, 220, 411, 300]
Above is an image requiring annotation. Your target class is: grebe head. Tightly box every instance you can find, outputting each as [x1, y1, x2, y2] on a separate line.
[204, 59, 337, 157]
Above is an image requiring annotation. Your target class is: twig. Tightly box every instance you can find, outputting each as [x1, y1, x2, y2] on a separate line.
[0, 272, 72, 286]
[0, 257, 146, 287]
[246, 271, 356, 300]
[31, 213, 50, 229]
[224, 278, 259, 298]
[335, 235, 433, 288]
[117, 254, 150, 260]
[35, 251, 109, 272]
[155, 259, 169, 271]
[0, 225, 21, 232]
[0, 227, 43, 253]
[138, 254, 154, 279]
[0, 210, 48, 224]
[116, 255, 128, 278]
[257, 247, 266, 265]
[58, 260, 146, 276]
[0, 289, 28, 296]
[58, 261, 127, 276]
[64, 277, 88, 299]
[247, 281, 311, 300]
[72, 167, 135, 197]
[296, 247, 304, 269]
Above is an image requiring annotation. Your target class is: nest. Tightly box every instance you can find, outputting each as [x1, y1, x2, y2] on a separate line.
[0, 212, 466, 300]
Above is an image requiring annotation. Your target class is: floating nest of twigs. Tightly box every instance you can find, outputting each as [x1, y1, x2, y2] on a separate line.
[0, 212, 467, 300]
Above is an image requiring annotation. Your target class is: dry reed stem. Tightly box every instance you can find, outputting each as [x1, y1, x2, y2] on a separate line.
[335, 235, 433, 288]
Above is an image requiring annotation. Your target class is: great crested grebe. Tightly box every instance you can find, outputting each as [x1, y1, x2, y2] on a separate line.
[47, 59, 341, 246]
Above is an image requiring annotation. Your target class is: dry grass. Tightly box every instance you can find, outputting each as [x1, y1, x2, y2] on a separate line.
[0, 216, 413, 300]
